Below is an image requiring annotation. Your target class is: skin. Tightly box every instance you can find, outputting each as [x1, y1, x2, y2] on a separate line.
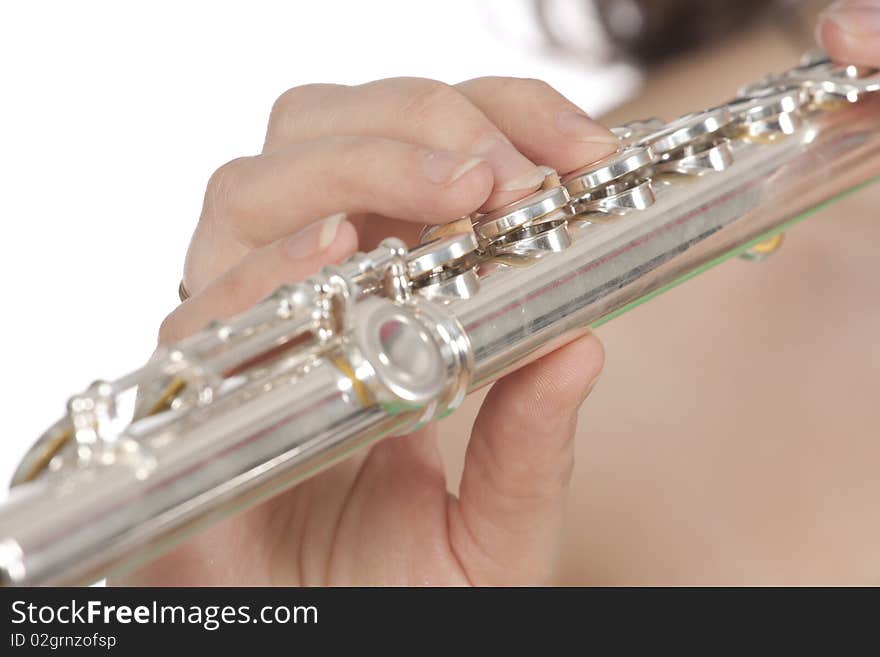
[547, 3, 880, 585]
[117, 3, 880, 586]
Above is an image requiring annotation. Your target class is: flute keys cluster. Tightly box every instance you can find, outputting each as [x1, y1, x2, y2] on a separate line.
[407, 51, 880, 289]
[407, 232, 480, 300]
[563, 146, 655, 217]
[474, 172, 572, 257]
[12, 52, 880, 487]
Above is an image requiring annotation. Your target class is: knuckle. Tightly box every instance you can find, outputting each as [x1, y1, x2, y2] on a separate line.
[514, 77, 555, 95]
[214, 265, 252, 306]
[266, 83, 341, 140]
[324, 135, 387, 186]
[330, 133, 374, 161]
[157, 308, 185, 345]
[203, 156, 251, 223]
[467, 75, 555, 96]
[395, 77, 465, 123]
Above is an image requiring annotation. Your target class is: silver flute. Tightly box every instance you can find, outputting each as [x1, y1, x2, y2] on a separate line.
[1, 53, 879, 586]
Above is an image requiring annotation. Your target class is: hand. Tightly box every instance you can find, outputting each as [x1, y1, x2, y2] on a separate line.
[116, 77, 615, 585]
[817, 0, 880, 66]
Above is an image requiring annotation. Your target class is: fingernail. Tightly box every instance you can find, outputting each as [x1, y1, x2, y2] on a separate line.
[423, 150, 486, 184]
[556, 109, 621, 147]
[820, 1, 880, 35]
[474, 135, 544, 192]
[284, 212, 345, 259]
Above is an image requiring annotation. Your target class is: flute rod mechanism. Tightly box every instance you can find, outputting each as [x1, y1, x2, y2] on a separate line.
[2, 54, 879, 586]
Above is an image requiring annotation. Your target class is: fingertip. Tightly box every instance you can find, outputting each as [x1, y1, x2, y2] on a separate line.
[479, 185, 542, 213]
[555, 141, 620, 177]
[573, 330, 605, 373]
[816, 14, 848, 59]
[280, 213, 359, 265]
[456, 76, 620, 177]
[285, 216, 359, 274]
[553, 110, 621, 174]
[536, 332, 605, 411]
[329, 216, 359, 257]
[816, 9, 880, 67]
[485, 331, 604, 429]
[419, 158, 494, 223]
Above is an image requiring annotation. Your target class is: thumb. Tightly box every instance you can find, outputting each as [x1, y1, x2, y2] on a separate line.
[817, 1, 880, 67]
[448, 333, 604, 585]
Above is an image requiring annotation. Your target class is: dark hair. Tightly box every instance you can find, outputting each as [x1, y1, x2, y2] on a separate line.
[536, 0, 814, 66]
[595, 0, 775, 62]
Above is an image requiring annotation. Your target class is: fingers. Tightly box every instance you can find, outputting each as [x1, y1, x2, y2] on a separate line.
[184, 136, 492, 293]
[263, 78, 546, 209]
[207, 136, 493, 244]
[456, 77, 620, 174]
[817, 1, 880, 66]
[448, 333, 605, 585]
[185, 74, 617, 333]
[163, 217, 358, 343]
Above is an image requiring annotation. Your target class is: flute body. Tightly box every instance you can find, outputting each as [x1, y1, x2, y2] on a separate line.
[1, 55, 879, 585]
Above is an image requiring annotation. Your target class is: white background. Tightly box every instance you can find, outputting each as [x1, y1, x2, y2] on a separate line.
[0, 1, 636, 492]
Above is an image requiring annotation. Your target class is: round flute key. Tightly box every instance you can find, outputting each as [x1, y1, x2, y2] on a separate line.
[743, 57, 880, 103]
[639, 107, 731, 156]
[562, 145, 654, 201]
[407, 232, 478, 280]
[417, 267, 480, 301]
[659, 140, 733, 175]
[729, 87, 808, 139]
[737, 75, 801, 100]
[731, 88, 807, 122]
[790, 61, 880, 102]
[572, 177, 655, 216]
[471, 183, 570, 243]
[491, 222, 571, 257]
[351, 298, 446, 408]
[611, 118, 665, 145]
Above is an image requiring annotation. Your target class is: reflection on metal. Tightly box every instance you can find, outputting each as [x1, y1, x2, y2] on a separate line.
[740, 233, 785, 262]
[2, 53, 879, 585]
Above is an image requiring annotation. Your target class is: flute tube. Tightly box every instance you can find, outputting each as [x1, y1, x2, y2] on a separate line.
[1, 94, 879, 586]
